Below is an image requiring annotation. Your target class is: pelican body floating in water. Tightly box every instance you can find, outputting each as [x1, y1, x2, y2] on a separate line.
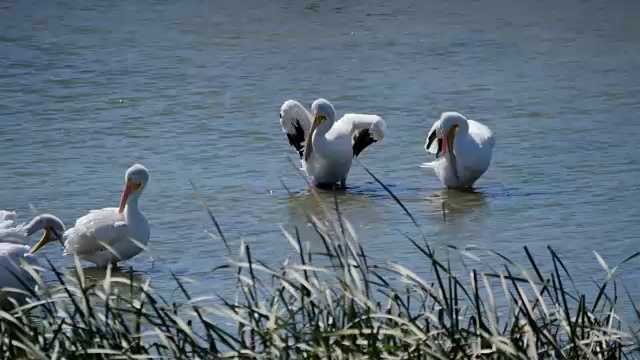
[0, 211, 65, 305]
[422, 112, 495, 190]
[280, 98, 387, 188]
[30, 164, 151, 268]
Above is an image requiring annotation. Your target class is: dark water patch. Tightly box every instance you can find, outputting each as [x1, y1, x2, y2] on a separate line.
[14, 171, 52, 177]
[512, 111, 551, 119]
[75, 26, 113, 35]
[0, 34, 19, 43]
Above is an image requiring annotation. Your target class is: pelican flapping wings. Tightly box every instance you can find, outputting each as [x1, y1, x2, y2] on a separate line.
[279, 98, 386, 188]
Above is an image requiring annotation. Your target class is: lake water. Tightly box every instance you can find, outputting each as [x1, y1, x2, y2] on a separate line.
[1, 0, 639, 308]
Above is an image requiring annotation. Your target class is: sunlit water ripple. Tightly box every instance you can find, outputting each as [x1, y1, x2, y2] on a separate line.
[1, 0, 639, 311]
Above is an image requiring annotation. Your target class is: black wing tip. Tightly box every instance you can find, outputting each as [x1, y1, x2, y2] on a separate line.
[426, 130, 436, 150]
[286, 120, 306, 159]
[352, 128, 376, 158]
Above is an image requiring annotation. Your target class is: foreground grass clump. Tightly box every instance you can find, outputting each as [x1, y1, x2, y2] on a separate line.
[1, 177, 639, 359]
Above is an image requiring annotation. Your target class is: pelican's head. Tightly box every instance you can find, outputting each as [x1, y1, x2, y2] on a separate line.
[310, 98, 336, 127]
[426, 112, 468, 158]
[28, 214, 66, 254]
[438, 112, 467, 133]
[119, 164, 150, 213]
[302, 98, 337, 162]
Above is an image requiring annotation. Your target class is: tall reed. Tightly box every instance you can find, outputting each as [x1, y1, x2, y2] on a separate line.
[0, 165, 637, 359]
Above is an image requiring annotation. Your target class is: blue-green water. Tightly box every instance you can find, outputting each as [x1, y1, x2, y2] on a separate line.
[1, 0, 639, 306]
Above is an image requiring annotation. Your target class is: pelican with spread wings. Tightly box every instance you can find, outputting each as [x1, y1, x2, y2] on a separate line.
[279, 98, 386, 188]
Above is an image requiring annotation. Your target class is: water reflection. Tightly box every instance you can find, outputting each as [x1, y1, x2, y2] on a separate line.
[67, 265, 148, 299]
[279, 185, 385, 252]
[424, 187, 489, 219]
[282, 184, 381, 222]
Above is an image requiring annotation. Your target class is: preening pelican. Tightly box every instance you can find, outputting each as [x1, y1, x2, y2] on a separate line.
[0, 212, 65, 305]
[421, 112, 495, 189]
[1, 212, 65, 247]
[30, 164, 151, 268]
[279, 98, 386, 188]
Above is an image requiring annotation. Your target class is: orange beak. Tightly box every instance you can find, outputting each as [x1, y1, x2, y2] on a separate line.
[29, 228, 51, 254]
[119, 182, 141, 213]
[442, 135, 447, 156]
[304, 116, 324, 162]
[443, 125, 458, 158]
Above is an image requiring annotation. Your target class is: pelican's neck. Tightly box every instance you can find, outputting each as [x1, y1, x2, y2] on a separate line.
[443, 117, 470, 156]
[311, 120, 334, 156]
[451, 119, 469, 137]
[124, 191, 144, 222]
[120, 188, 151, 247]
[443, 119, 468, 182]
[25, 218, 43, 236]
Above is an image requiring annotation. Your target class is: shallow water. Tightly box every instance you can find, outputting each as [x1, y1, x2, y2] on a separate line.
[1, 0, 639, 309]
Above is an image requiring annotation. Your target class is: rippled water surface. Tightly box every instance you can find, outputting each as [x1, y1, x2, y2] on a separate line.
[1, 0, 639, 301]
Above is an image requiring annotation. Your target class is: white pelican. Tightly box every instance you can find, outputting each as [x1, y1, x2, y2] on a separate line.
[421, 112, 495, 189]
[279, 98, 387, 188]
[0, 210, 16, 229]
[0, 212, 65, 305]
[30, 164, 151, 268]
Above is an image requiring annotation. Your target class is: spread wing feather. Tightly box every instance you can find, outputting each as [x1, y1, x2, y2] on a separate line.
[331, 113, 386, 158]
[279, 100, 313, 159]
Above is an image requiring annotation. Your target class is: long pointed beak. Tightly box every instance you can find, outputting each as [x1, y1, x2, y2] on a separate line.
[304, 116, 323, 162]
[29, 228, 51, 254]
[118, 183, 140, 213]
[442, 135, 448, 156]
[310, 116, 323, 134]
[442, 126, 457, 158]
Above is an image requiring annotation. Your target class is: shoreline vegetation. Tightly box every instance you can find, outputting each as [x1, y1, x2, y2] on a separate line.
[1, 164, 639, 359]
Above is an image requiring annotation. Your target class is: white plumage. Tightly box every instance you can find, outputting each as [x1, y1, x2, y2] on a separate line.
[279, 98, 386, 188]
[61, 207, 142, 266]
[0, 243, 38, 306]
[421, 112, 495, 189]
[0, 211, 20, 244]
[0, 211, 65, 306]
[30, 164, 151, 267]
[1, 211, 64, 245]
[0, 210, 16, 230]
